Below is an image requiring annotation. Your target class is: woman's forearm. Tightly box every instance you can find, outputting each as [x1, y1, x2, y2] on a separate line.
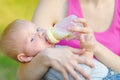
[17, 53, 49, 80]
[32, 0, 60, 30]
[18, 64, 48, 80]
[94, 41, 120, 73]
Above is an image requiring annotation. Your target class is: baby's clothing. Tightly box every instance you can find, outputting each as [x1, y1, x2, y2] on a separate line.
[42, 59, 108, 80]
[103, 68, 120, 80]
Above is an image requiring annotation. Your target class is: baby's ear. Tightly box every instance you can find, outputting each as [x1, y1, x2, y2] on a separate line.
[17, 53, 33, 63]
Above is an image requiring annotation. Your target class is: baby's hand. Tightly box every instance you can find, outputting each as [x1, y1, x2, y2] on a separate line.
[80, 34, 95, 52]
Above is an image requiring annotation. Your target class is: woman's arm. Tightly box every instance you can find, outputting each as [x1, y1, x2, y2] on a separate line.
[94, 42, 120, 73]
[69, 18, 120, 73]
[18, 47, 92, 80]
[32, 0, 66, 29]
[17, 52, 49, 80]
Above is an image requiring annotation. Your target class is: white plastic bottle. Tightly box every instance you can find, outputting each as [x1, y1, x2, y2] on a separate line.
[46, 15, 82, 43]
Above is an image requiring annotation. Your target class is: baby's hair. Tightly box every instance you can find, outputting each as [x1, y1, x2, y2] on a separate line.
[0, 19, 28, 61]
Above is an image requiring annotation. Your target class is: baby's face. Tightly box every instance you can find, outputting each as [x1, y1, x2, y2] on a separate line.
[18, 22, 52, 57]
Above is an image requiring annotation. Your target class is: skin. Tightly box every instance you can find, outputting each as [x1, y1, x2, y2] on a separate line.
[70, 17, 120, 73]
[15, 21, 53, 62]
[17, 20, 91, 80]
[18, 0, 120, 80]
[18, 47, 89, 80]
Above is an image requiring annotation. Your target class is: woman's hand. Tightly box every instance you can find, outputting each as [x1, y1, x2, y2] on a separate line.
[39, 47, 92, 80]
[68, 18, 97, 66]
[70, 18, 97, 50]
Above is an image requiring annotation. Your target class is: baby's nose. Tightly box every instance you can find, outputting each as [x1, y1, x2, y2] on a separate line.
[38, 31, 45, 37]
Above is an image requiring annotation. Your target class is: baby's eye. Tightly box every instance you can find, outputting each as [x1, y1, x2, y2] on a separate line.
[31, 37, 34, 42]
[36, 28, 40, 32]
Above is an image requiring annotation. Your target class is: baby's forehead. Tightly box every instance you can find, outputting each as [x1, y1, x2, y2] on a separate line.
[23, 21, 35, 28]
[17, 22, 36, 31]
[16, 21, 45, 33]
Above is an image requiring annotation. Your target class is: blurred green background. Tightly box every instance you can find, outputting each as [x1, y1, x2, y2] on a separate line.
[0, 0, 38, 80]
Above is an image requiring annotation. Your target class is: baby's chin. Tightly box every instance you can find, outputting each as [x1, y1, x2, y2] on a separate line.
[44, 37, 54, 47]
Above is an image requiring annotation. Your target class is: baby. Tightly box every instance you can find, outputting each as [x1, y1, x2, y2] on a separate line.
[0, 18, 108, 80]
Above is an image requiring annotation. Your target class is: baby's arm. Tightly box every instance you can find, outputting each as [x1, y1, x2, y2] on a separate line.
[80, 33, 95, 61]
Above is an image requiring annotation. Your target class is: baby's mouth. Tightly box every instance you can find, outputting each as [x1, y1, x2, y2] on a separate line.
[44, 33, 53, 45]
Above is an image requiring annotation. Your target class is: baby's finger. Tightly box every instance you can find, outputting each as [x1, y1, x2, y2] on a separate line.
[80, 34, 92, 43]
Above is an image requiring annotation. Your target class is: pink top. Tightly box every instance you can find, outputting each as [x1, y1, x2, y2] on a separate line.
[58, 0, 120, 56]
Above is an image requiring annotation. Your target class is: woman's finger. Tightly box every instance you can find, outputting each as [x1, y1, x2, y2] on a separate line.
[74, 65, 91, 80]
[76, 56, 94, 68]
[51, 60, 69, 80]
[67, 47, 85, 55]
[68, 56, 91, 80]
[66, 32, 81, 40]
[73, 18, 88, 27]
[64, 64, 82, 80]
[68, 26, 92, 34]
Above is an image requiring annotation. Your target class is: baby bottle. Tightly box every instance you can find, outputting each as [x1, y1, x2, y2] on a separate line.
[46, 15, 83, 44]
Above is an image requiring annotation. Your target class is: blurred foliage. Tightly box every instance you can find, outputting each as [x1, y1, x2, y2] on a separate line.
[0, 53, 18, 80]
[0, 0, 38, 80]
[0, 0, 39, 35]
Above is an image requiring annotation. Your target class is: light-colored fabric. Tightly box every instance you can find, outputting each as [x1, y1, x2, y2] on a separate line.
[42, 59, 108, 80]
[58, 0, 120, 56]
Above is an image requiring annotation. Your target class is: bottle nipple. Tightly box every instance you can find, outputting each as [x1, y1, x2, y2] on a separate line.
[46, 27, 60, 44]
